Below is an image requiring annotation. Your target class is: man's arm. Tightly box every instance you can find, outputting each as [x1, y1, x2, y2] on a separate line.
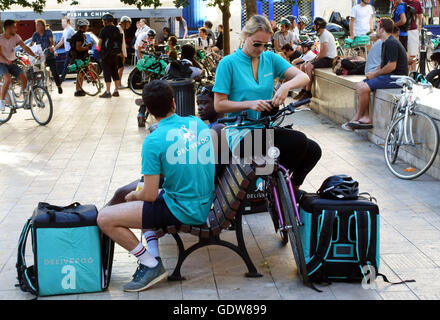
[126, 175, 160, 202]
[417, 13, 423, 32]
[18, 40, 38, 58]
[395, 12, 407, 27]
[0, 46, 13, 65]
[350, 17, 355, 38]
[54, 36, 64, 50]
[316, 42, 328, 60]
[76, 40, 89, 52]
[367, 61, 397, 79]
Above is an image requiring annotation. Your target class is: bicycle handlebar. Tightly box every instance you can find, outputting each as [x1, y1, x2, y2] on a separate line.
[390, 75, 433, 89]
[217, 98, 311, 127]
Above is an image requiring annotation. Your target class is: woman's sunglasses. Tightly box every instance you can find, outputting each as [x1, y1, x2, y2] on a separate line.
[252, 42, 272, 49]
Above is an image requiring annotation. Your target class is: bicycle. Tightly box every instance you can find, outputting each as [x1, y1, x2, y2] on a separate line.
[218, 98, 315, 289]
[128, 51, 169, 95]
[0, 57, 53, 126]
[384, 75, 439, 180]
[71, 57, 102, 96]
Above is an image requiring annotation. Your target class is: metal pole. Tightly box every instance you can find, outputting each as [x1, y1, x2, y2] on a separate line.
[420, 28, 427, 75]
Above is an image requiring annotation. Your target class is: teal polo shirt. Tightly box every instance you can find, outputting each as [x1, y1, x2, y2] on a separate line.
[141, 113, 216, 226]
[212, 48, 292, 151]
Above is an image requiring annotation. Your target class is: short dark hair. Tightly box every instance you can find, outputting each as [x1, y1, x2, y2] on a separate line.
[392, 25, 400, 35]
[181, 44, 196, 60]
[142, 80, 174, 118]
[379, 18, 394, 34]
[3, 20, 16, 29]
[281, 43, 293, 51]
[168, 35, 177, 46]
[204, 20, 213, 29]
[163, 26, 171, 33]
[199, 27, 207, 34]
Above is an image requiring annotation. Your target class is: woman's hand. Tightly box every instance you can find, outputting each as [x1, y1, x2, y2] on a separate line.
[249, 100, 273, 112]
[272, 83, 290, 107]
[125, 191, 138, 202]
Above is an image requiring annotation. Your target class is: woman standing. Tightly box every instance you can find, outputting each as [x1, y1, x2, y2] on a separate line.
[213, 15, 321, 189]
[30, 19, 63, 94]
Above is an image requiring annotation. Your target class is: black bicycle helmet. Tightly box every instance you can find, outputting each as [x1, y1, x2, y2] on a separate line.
[317, 175, 359, 200]
[147, 29, 156, 37]
[313, 17, 327, 30]
[300, 39, 314, 48]
[286, 15, 296, 24]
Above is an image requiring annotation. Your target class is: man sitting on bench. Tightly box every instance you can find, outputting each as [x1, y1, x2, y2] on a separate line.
[98, 80, 216, 292]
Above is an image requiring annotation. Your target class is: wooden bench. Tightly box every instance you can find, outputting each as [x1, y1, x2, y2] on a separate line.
[155, 159, 267, 281]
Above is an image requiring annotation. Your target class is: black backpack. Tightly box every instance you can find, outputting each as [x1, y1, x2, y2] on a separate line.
[163, 59, 193, 80]
[101, 26, 123, 59]
[394, 2, 416, 32]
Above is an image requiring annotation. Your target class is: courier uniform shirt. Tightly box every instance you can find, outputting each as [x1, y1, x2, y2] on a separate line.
[213, 48, 292, 151]
[141, 113, 216, 225]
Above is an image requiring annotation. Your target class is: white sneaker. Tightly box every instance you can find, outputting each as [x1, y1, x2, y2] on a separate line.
[0, 100, 5, 112]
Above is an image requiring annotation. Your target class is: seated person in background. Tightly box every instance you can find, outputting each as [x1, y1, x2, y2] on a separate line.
[179, 44, 203, 79]
[273, 18, 294, 53]
[166, 36, 178, 54]
[292, 40, 317, 68]
[296, 17, 337, 100]
[196, 27, 213, 51]
[342, 18, 408, 131]
[98, 80, 215, 292]
[280, 43, 302, 63]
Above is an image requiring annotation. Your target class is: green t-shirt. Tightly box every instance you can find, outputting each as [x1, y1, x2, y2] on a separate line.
[212, 48, 292, 151]
[141, 113, 216, 225]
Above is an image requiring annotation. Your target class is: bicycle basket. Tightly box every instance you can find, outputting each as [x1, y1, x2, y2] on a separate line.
[26, 68, 44, 82]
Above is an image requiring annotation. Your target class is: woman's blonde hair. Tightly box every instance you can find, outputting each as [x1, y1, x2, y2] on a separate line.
[241, 15, 273, 39]
[35, 19, 47, 29]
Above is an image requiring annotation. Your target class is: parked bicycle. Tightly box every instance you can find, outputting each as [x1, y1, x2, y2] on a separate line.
[384, 75, 439, 180]
[128, 51, 169, 95]
[218, 98, 313, 288]
[0, 57, 53, 126]
[68, 56, 102, 96]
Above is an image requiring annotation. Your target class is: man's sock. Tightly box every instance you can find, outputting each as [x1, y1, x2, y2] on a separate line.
[130, 242, 158, 268]
[144, 231, 160, 258]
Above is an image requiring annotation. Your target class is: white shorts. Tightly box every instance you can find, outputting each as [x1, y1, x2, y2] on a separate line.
[407, 29, 420, 57]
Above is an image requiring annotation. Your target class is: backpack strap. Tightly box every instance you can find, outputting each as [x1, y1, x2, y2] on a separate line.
[354, 211, 415, 286]
[16, 218, 38, 296]
[306, 210, 337, 276]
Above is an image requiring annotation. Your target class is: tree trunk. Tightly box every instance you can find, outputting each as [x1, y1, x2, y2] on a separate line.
[220, 3, 231, 55]
[245, 0, 257, 20]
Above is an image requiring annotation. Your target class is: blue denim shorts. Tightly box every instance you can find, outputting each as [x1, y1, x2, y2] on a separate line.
[142, 190, 182, 229]
[0, 62, 23, 78]
[363, 75, 402, 91]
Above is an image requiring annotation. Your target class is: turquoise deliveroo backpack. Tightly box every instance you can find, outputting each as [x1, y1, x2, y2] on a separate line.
[16, 202, 114, 297]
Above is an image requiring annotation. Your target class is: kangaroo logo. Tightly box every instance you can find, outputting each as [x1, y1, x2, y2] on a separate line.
[255, 178, 265, 192]
[180, 125, 196, 143]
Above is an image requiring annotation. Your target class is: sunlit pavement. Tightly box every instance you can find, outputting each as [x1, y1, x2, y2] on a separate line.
[1, 70, 439, 300]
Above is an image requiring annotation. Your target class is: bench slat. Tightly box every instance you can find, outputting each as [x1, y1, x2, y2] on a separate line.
[180, 225, 191, 233]
[217, 175, 241, 211]
[224, 166, 247, 200]
[190, 226, 201, 236]
[213, 198, 231, 229]
[215, 186, 236, 220]
[207, 210, 221, 235]
[228, 164, 250, 191]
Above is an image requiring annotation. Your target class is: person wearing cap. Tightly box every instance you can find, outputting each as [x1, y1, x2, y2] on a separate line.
[70, 18, 92, 97]
[117, 16, 131, 89]
[296, 17, 337, 100]
[98, 14, 122, 98]
[273, 18, 294, 52]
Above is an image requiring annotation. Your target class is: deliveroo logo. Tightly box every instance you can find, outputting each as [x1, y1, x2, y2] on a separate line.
[180, 125, 196, 143]
[61, 265, 77, 290]
[255, 178, 265, 192]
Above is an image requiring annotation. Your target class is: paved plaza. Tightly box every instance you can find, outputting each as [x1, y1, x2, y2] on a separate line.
[0, 73, 440, 300]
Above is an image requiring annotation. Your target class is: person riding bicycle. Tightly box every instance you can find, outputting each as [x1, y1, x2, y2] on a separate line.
[29, 19, 63, 94]
[97, 80, 216, 292]
[0, 20, 40, 112]
[213, 15, 322, 190]
[69, 18, 92, 97]
[136, 29, 156, 60]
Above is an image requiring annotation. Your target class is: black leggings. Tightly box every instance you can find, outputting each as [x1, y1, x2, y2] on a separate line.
[234, 128, 321, 186]
[102, 55, 120, 83]
[45, 58, 61, 87]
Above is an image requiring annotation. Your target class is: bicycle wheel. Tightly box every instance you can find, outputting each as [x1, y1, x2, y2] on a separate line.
[266, 186, 288, 245]
[78, 67, 101, 96]
[276, 170, 308, 281]
[30, 85, 53, 126]
[426, 69, 440, 88]
[129, 69, 155, 95]
[0, 100, 13, 124]
[385, 111, 439, 179]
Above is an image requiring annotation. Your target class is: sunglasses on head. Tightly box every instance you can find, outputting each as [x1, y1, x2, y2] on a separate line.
[197, 86, 213, 96]
[252, 42, 272, 48]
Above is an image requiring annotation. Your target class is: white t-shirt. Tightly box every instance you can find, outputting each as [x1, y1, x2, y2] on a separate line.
[197, 37, 213, 50]
[135, 25, 150, 38]
[301, 50, 317, 62]
[62, 26, 75, 52]
[117, 25, 127, 57]
[135, 32, 153, 55]
[273, 30, 295, 48]
[319, 29, 337, 59]
[292, 27, 300, 43]
[350, 4, 374, 37]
